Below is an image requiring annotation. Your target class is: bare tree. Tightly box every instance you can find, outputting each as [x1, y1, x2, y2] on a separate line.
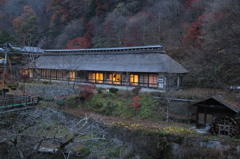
[0, 108, 106, 159]
[55, 19, 85, 49]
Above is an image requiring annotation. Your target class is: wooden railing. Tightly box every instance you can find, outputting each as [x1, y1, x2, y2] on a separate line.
[0, 96, 39, 109]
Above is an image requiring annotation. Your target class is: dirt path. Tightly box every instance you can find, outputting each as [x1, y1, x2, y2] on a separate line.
[62, 108, 191, 130]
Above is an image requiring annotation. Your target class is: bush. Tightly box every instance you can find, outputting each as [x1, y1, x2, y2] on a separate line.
[78, 84, 96, 101]
[97, 87, 106, 94]
[79, 90, 94, 101]
[130, 96, 141, 112]
[109, 87, 118, 93]
[87, 93, 134, 117]
[65, 97, 79, 108]
[100, 101, 116, 115]
[88, 94, 105, 111]
[137, 95, 162, 119]
[80, 92, 164, 120]
[131, 87, 141, 95]
[56, 100, 64, 108]
[114, 102, 135, 117]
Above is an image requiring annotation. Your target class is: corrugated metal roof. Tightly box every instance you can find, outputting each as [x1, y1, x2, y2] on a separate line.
[33, 47, 188, 73]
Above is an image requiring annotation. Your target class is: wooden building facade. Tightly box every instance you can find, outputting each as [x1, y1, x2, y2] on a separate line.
[27, 45, 188, 91]
[191, 95, 240, 137]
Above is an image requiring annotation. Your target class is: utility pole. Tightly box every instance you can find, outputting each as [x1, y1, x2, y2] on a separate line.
[2, 43, 9, 89]
[1, 43, 10, 98]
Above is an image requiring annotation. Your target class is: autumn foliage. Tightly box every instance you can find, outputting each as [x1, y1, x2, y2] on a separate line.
[79, 84, 96, 101]
[12, 6, 35, 29]
[66, 37, 91, 49]
[183, 15, 205, 46]
[184, 0, 201, 9]
[130, 96, 141, 112]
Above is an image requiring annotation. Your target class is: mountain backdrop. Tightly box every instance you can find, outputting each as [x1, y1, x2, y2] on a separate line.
[0, 0, 239, 88]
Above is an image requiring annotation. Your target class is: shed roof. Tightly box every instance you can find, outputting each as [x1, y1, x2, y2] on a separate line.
[33, 45, 188, 73]
[191, 95, 240, 113]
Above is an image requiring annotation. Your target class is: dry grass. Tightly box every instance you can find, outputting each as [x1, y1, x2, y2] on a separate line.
[171, 88, 232, 99]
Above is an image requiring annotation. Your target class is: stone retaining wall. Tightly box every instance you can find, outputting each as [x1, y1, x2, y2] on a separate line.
[22, 83, 80, 98]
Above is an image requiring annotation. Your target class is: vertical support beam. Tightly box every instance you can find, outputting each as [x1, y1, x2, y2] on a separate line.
[147, 74, 149, 88]
[196, 106, 199, 127]
[49, 69, 52, 82]
[204, 108, 207, 125]
[2, 47, 8, 89]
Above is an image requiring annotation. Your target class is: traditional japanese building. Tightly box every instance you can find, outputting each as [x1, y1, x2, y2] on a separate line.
[190, 95, 240, 137]
[27, 45, 188, 91]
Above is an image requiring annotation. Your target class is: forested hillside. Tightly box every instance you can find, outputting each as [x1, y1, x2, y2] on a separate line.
[0, 0, 239, 88]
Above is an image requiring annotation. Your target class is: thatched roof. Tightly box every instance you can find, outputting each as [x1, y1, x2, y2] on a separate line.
[33, 45, 188, 74]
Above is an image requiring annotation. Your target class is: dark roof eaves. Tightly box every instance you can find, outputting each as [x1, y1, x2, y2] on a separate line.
[191, 95, 239, 113]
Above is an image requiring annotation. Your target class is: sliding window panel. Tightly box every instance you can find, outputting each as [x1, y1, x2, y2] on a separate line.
[149, 74, 157, 88]
[88, 72, 96, 83]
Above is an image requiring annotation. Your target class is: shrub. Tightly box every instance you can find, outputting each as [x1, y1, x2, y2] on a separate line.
[109, 87, 118, 93]
[100, 101, 116, 115]
[44, 97, 54, 102]
[87, 94, 105, 111]
[130, 96, 141, 112]
[64, 97, 79, 108]
[114, 102, 135, 117]
[137, 95, 160, 119]
[149, 92, 163, 97]
[131, 87, 141, 95]
[79, 84, 96, 101]
[56, 100, 64, 108]
[79, 90, 94, 101]
[97, 87, 106, 94]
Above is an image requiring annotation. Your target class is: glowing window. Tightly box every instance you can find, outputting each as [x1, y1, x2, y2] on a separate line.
[113, 73, 121, 85]
[69, 72, 76, 80]
[105, 73, 113, 84]
[88, 72, 95, 83]
[96, 73, 103, 83]
[130, 74, 138, 86]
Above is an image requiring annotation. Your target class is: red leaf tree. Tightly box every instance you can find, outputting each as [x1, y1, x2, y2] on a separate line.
[66, 37, 91, 49]
[183, 15, 205, 47]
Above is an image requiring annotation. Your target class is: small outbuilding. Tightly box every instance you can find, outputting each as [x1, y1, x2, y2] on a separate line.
[190, 95, 240, 137]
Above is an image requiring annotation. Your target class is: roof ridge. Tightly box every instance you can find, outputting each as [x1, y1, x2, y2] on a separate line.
[44, 45, 164, 54]
[43, 50, 166, 56]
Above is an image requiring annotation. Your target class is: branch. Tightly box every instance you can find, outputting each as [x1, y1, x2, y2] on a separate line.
[51, 133, 79, 159]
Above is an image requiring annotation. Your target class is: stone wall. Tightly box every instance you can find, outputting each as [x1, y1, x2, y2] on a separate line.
[106, 125, 240, 159]
[22, 83, 80, 98]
